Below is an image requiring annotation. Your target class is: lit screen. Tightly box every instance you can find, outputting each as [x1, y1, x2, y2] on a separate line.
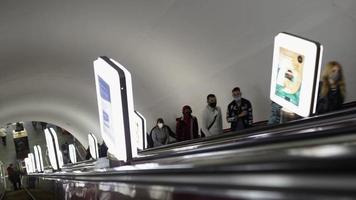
[134, 111, 146, 150]
[34, 146, 41, 172]
[88, 133, 99, 159]
[270, 33, 323, 117]
[45, 129, 58, 170]
[28, 153, 36, 173]
[36, 145, 44, 172]
[24, 158, 32, 174]
[69, 144, 77, 164]
[94, 57, 137, 161]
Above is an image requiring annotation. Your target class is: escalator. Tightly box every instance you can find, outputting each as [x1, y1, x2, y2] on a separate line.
[2, 189, 36, 200]
[136, 106, 356, 163]
[9, 106, 356, 199]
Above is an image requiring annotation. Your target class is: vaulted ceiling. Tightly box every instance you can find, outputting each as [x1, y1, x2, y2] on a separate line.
[0, 0, 355, 146]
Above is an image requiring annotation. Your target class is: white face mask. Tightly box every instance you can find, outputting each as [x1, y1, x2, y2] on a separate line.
[329, 73, 340, 82]
[234, 96, 241, 102]
[157, 123, 163, 129]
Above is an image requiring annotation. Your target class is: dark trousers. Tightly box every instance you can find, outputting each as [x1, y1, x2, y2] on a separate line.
[11, 181, 21, 190]
[11, 178, 21, 190]
[1, 136, 6, 145]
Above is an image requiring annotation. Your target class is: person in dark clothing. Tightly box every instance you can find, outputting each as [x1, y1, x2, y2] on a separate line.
[176, 105, 199, 142]
[146, 132, 154, 149]
[99, 142, 108, 158]
[316, 61, 346, 114]
[268, 102, 282, 125]
[7, 164, 16, 190]
[13, 169, 21, 190]
[149, 118, 175, 147]
[85, 147, 92, 160]
[40, 122, 47, 130]
[7, 164, 21, 190]
[61, 142, 70, 164]
[15, 122, 24, 132]
[226, 87, 253, 131]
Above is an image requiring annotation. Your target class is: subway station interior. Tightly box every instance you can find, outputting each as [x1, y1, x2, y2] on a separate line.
[1, 0, 356, 199]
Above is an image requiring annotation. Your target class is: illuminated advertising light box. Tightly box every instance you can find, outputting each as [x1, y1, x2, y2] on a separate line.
[50, 128, 64, 168]
[36, 145, 44, 172]
[88, 133, 99, 160]
[33, 146, 41, 172]
[94, 56, 136, 161]
[134, 111, 146, 150]
[28, 153, 36, 173]
[24, 157, 33, 174]
[44, 129, 56, 170]
[45, 128, 63, 170]
[69, 144, 77, 164]
[270, 32, 323, 117]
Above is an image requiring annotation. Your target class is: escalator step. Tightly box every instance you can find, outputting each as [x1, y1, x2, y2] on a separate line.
[4, 190, 32, 200]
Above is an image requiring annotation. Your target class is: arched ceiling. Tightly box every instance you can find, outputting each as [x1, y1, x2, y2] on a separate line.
[0, 0, 355, 146]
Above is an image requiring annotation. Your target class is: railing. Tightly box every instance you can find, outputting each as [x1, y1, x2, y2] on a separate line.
[23, 105, 356, 199]
[140, 101, 356, 154]
[27, 136, 356, 199]
[0, 161, 6, 200]
[73, 138, 86, 162]
[136, 106, 356, 163]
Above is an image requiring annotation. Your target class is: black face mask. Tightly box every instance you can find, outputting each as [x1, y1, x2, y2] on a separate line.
[209, 102, 217, 108]
[183, 111, 191, 116]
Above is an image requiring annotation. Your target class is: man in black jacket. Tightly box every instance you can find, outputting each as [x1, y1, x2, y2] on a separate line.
[226, 87, 253, 131]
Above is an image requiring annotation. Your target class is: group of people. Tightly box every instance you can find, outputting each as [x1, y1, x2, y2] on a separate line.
[148, 61, 346, 148]
[148, 87, 253, 148]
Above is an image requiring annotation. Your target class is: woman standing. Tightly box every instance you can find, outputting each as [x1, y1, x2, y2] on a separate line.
[316, 61, 346, 114]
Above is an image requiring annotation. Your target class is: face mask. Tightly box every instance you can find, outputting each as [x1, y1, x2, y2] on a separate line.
[157, 123, 163, 129]
[234, 96, 241, 102]
[329, 73, 340, 82]
[209, 102, 217, 108]
[183, 111, 191, 116]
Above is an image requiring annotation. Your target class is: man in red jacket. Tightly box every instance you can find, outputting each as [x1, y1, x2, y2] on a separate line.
[176, 105, 199, 142]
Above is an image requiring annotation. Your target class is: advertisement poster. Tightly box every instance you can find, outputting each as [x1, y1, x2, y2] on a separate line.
[98, 76, 113, 137]
[275, 47, 304, 106]
[94, 56, 138, 161]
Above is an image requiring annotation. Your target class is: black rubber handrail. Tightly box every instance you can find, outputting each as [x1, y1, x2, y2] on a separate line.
[30, 140, 356, 177]
[140, 101, 356, 154]
[135, 107, 356, 162]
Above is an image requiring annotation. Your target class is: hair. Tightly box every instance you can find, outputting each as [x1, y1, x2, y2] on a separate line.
[320, 61, 346, 98]
[232, 87, 241, 93]
[156, 118, 164, 124]
[182, 105, 192, 112]
[207, 94, 216, 100]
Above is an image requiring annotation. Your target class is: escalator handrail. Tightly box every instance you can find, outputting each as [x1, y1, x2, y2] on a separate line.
[141, 101, 356, 154]
[73, 139, 86, 161]
[136, 107, 356, 161]
[29, 141, 356, 176]
[62, 159, 96, 169]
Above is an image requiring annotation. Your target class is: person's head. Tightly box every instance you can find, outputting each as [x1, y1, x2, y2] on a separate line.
[232, 87, 242, 102]
[156, 118, 164, 129]
[182, 105, 192, 116]
[9, 163, 13, 167]
[320, 61, 345, 98]
[207, 94, 217, 108]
